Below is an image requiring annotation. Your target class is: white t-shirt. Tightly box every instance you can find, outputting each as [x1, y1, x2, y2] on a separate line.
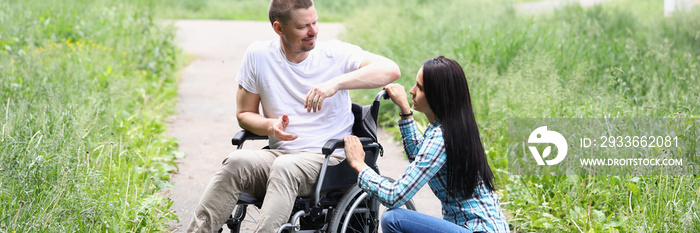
[236, 39, 369, 153]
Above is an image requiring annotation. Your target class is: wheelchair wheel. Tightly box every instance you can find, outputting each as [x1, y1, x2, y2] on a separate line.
[328, 177, 417, 233]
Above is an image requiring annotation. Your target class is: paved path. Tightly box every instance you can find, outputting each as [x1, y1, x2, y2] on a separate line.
[166, 20, 440, 233]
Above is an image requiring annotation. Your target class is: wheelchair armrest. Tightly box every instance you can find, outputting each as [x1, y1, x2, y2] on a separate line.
[232, 130, 268, 148]
[321, 137, 375, 155]
[315, 136, 379, 206]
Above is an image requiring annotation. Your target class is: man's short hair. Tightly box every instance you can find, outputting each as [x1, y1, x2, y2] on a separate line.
[268, 0, 314, 25]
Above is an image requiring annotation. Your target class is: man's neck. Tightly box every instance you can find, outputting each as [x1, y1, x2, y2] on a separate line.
[280, 41, 309, 64]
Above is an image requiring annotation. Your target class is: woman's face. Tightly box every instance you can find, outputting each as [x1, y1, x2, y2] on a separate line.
[409, 67, 432, 115]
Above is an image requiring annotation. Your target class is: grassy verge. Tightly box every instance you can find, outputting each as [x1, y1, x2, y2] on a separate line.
[343, 0, 699, 232]
[0, 0, 181, 231]
[148, 0, 372, 22]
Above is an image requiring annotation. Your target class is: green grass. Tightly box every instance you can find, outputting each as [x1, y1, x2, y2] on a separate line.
[0, 0, 182, 231]
[515, 0, 551, 3]
[149, 0, 373, 22]
[342, 0, 700, 232]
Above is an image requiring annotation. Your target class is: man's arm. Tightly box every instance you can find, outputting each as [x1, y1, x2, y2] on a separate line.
[236, 85, 298, 140]
[335, 53, 402, 90]
[305, 53, 401, 112]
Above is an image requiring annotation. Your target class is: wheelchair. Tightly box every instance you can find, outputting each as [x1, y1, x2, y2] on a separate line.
[221, 90, 417, 233]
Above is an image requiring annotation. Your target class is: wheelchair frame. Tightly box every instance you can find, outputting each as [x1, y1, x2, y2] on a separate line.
[220, 90, 417, 233]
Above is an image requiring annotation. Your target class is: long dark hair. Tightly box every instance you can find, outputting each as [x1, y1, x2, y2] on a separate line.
[422, 56, 495, 198]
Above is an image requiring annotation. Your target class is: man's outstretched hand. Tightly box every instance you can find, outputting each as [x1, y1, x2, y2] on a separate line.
[272, 114, 298, 141]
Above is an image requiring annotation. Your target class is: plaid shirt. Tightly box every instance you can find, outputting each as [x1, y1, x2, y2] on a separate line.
[358, 119, 510, 233]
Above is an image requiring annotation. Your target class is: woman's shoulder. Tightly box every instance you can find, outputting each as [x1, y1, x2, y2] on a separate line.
[424, 121, 444, 138]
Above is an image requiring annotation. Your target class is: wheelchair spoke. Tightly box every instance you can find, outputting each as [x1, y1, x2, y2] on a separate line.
[329, 176, 417, 233]
[344, 207, 374, 233]
[244, 205, 259, 224]
[329, 186, 381, 233]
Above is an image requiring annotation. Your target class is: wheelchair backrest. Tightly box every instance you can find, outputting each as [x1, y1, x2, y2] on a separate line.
[319, 100, 382, 190]
[351, 100, 380, 142]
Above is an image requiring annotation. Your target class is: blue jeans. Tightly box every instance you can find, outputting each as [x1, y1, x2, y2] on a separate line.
[381, 208, 474, 233]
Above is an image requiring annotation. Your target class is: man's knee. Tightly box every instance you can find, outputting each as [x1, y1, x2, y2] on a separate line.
[269, 156, 299, 177]
[268, 155, 316, 186]
[219, 150, 263, 177]
[223, 150, 256, 165]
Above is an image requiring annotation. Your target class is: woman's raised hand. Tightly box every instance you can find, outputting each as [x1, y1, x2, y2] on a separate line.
[383, 84, 411, 115]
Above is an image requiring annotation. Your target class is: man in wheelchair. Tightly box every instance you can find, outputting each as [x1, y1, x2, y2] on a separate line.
[185, 0, 401, 232]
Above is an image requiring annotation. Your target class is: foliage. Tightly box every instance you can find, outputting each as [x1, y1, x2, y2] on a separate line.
[146, 0, 373, 22]
[0, 0, 182, 231]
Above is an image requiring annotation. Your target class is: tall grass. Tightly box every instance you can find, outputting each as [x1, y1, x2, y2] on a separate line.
[148, 0, 372, 22]
[343, 0, 699, 231]
[0, 0, 181, 231]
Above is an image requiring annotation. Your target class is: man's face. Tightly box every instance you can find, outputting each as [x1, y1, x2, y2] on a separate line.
[279, 6, 319, 53]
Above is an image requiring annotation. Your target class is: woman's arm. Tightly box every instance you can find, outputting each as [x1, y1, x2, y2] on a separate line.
[357, 131, 445, 208]
[399, 119, 423, 161]
[384, 83, 423, 161]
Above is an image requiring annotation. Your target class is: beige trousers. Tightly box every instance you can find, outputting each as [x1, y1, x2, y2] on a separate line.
[186, 149, 344, 233]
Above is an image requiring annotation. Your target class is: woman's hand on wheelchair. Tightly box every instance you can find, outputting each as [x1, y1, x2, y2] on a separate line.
[272, 114, 298, 141]
[383, 84, 411, 114]
[344, 135, 369, 173]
